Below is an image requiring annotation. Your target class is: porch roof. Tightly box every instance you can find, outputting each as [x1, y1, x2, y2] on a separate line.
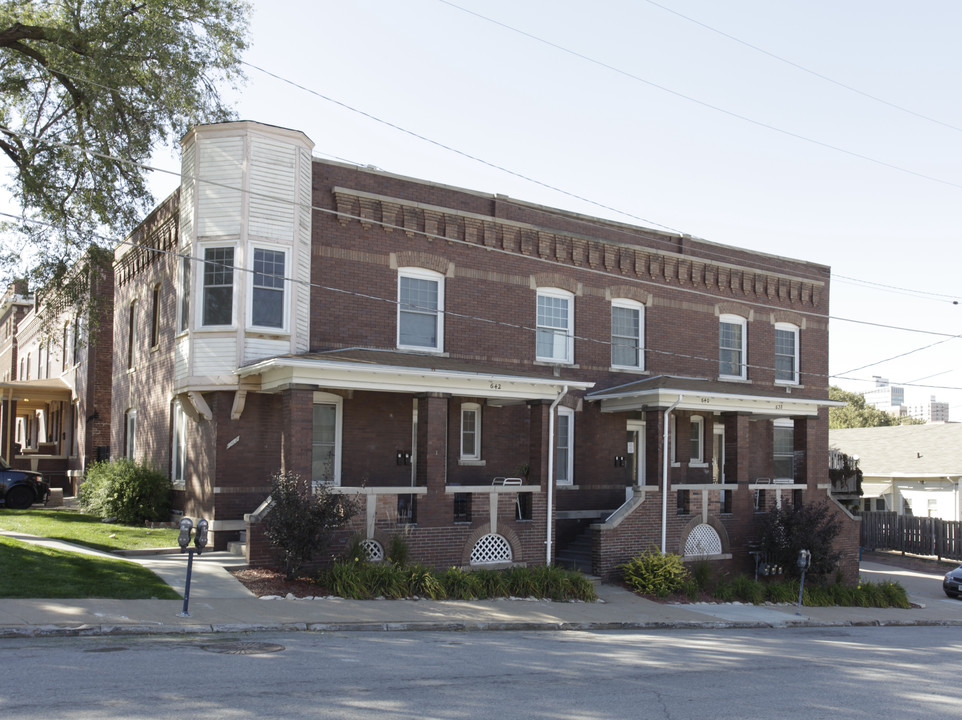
[0, 378, 72, 406]
[586, 374, 839, 417]
[237, 348, 593, 401]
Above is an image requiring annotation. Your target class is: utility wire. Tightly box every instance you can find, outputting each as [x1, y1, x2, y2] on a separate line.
[437, 0, 962, 192]
[641, 0, 962, 135]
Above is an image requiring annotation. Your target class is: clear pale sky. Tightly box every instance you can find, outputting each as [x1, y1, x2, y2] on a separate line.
[20, 1, 962, 419]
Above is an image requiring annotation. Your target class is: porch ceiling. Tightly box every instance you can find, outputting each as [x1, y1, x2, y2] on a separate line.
[587, 374, 840, 417]
[237, 348, 593, 401]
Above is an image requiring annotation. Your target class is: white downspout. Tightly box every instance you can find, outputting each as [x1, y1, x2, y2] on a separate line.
[546, 385, 568, 566]
[662, 396, 682, 554]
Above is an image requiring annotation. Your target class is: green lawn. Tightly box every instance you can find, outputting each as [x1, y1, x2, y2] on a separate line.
[0, 535, 181, 599]
[0, 509, 181, 552]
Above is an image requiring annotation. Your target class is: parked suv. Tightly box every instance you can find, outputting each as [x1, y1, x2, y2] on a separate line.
[0, 457, 50, 509]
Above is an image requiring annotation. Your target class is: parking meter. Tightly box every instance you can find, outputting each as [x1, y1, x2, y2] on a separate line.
[177, 517, 193, 553]
[194, 518, 209, 554]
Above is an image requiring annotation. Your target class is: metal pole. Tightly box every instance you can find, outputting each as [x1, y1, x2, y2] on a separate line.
[178, 549, 195, 617]
[796, 568, 806, 616]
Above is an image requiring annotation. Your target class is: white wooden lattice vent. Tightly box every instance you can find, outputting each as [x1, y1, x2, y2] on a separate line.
[470, 533, 513, 565]
[361, 539, 384, 562]
[684, 524, 722, 556]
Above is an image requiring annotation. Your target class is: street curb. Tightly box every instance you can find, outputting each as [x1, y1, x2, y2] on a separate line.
[4, 617, 962, 638]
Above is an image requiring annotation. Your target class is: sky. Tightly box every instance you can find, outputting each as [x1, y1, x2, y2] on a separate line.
[13, 0, 962, 418]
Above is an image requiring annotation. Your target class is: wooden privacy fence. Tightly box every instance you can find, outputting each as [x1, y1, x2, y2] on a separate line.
[861, 511, 962, 561]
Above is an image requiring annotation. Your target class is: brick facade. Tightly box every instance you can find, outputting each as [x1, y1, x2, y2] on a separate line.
[105, 121, 854, 582]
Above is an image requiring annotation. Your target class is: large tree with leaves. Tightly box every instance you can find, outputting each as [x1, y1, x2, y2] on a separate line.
[0, 0, 249, 315]
[829, 385, 924, 428]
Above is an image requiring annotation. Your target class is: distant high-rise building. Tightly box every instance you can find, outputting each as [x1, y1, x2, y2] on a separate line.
[902, 396, 950, 423]
[863, 377, 904, 415]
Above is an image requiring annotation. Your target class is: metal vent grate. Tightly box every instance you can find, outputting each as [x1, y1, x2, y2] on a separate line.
[470, 533, 513, 565]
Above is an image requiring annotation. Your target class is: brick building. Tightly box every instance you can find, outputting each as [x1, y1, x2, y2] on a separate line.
[111, 120, 857, 580]
[0, 254, 114, 492]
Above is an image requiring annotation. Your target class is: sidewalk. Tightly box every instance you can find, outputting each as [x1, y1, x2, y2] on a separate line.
[2, 531, 961, 638]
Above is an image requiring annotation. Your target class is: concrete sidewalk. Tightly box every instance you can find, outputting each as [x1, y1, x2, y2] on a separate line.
[2, 530, 961, 638]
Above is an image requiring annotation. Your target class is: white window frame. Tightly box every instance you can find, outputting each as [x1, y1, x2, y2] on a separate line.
[773, 418, 794, 481]
[719, 314, 747, 380]
[248, 245, 289, 332]
[171, 400, 187, 487]
[177, 252, 191, 333]
[200, 244, 236, 328]
[611, 298, 644, 370]
[537, 287, 574, 364]
[555, 406, 574, 485]
[690, 416, 706, 466]
[397, 267, 444, 352]
[459, 402, 483, 463]
[312, 391, 343, 488]
[670, 413, 678, 465]
[774, 322, 800, 385]
[125, 409, 137, 459]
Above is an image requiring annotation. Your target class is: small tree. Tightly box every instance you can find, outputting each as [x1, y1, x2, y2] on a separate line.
[758, 501, 842, 579]
[263, 470, 359, 580]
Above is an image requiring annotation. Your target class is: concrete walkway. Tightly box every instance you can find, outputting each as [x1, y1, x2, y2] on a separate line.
[2, 530, 961, 638]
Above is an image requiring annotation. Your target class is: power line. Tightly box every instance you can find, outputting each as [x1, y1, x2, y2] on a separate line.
[641, 0, 962, 135]
[437, 0, 962, 192]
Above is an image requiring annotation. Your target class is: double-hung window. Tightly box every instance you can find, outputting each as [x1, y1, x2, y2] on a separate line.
[178, 253, 191, 333]
[202, 246, 234, 327]
[397, 268, 443, 352]
[537, 288, 574, 364]
[312, 392, 343, 488]
[460, 403, 482, 462]
[555, 407, 574, 485]
[171, 400, 187, 485]
[251, 247, 286, 330]
[127, 300, 137, 370]
[611, 299, 644, 369]
[690, 416, 705, 465]
[774, 323, 800, 385]
[719, 314, 747, 379]
[125, 409, 137, 459]
[773, 419, 794, 480]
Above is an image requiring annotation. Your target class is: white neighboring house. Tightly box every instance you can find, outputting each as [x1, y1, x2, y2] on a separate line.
[830, 424, 962, 521]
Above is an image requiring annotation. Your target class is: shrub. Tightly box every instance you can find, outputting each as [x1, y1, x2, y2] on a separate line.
[78, 459, 171, 524]
[386, 533, 409, 566]
[757, 501, 842, 579]
[263, 470, 359, 580]
[619, 547, 689, 597]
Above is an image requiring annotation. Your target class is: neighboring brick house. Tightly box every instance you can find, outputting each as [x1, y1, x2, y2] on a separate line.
[0, 254, 114, 491]
[112, 120, 857, 580]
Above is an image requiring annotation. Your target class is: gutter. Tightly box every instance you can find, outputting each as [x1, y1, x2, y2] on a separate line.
[546, 385, 568, 566]
[662, 395, 682, 554]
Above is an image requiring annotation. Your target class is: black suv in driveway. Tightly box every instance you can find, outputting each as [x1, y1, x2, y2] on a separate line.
[0, 457, 50, 509]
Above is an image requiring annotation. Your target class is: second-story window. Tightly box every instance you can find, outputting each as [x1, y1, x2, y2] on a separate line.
[150, 284, 161, 349]
[178, 254, 191, 333]
[611, 299, 644, 369]
[537, 288, 574, 364]
[397, 268, 443, 352]
[127, 300, 137, 370]
[251, 247, 286, 329]
[719, 314, 747, 380]
[774, 323, 800, 385]
[202, 247, 234, 327]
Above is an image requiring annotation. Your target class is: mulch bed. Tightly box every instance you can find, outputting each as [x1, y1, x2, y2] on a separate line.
[229, 567, 328, 598]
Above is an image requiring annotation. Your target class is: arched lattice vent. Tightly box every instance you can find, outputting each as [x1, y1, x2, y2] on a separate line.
[684, 524, 722, 556]
[361, 539, 384, 562]
[470, 533, 513, 565]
